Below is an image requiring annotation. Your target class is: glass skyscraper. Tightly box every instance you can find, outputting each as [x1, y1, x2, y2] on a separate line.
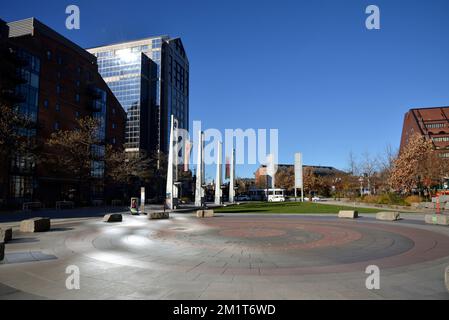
[88, 36, 189, 154]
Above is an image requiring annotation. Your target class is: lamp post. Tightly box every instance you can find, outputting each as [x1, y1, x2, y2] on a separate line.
[359, 176, 364, 196]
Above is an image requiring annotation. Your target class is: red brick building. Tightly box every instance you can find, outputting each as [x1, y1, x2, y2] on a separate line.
[1, 18, 126, 206]
[254, 164, 341, 187]
[400, 107, 449, 158]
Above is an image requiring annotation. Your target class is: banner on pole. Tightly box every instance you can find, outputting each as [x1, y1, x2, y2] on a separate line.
[295, 153, 303, 189]
[184, 140, 192, 172]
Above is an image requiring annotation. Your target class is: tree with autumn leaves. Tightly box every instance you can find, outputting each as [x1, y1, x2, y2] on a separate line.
[389, 132, 447, 195]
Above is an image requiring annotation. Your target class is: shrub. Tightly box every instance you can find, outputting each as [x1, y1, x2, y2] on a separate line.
[377, 193, 407, 206]
[404, 195, 422, 206]
[361, 195, 379, 204]
[361, 193, 407, 206]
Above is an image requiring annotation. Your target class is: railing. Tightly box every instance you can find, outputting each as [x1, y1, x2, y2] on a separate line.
[111, 199, 123, 207]
[55, 201, 75, 210]
[92, 200, 104, 207]
[23, 201, 42, 211]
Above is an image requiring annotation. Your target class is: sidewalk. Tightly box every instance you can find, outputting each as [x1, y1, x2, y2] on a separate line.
[0, 202, 215, 225]
[322, 199, 437, 214]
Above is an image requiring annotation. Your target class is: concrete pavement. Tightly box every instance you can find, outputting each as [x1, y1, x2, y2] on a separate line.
[0, 212, 448, 300]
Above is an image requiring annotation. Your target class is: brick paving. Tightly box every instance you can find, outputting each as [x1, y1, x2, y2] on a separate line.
[0, 213, 448, 299]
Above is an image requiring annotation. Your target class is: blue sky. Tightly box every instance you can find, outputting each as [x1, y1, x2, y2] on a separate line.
[2, 0, 449, 179]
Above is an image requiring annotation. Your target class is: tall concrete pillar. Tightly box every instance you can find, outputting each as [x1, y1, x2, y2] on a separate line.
[165, 115, 177, 210]
[266, 153, 277, 189]
[215, 141, 222, 205]
[195, 131, 205, 207]
[229, 148, 235, 203]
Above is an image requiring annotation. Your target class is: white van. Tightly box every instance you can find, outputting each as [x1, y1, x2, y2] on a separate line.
[268, 189, 286, 202]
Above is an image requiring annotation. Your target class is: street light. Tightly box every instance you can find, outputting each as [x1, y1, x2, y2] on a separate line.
[359, 176, 364, 196]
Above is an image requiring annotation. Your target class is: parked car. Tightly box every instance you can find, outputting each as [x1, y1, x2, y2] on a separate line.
[235, 195, 251, 201]
[304, 196, 321, 202]
[268, 195, 286, 202]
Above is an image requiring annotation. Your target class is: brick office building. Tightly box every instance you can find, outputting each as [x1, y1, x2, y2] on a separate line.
[1, 18, 126, 206]
[400, 107, 449, 159]
[254, 164, 341, 187]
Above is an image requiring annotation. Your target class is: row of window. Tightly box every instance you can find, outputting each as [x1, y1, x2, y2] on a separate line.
[46, 50, 92, 79]
[94, 39, 163, 58]
[426, 123, 446, 129]
[432, 137, 449, 142]
[43, 97, 80, 111]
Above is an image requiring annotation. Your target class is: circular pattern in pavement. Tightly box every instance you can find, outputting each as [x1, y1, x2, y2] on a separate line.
[56, 215, 449, 276]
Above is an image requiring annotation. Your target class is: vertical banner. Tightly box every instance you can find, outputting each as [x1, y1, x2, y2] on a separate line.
[184, 140, 192, 172]
[225, 157, 230, 179]
[165, 115, 175, 209]
[295, 153, 303, 189]
[266, 154, 277, 189]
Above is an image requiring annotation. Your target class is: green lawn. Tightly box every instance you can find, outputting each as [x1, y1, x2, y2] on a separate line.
[214, 201, 387, 214]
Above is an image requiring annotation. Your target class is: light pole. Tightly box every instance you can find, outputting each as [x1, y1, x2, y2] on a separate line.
[359, 176, 364, 196]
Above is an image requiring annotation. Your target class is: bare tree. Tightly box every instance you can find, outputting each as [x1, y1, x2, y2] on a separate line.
[347, 151, 359, 176]
[360, 152, 378, 194]
[45, 117, 101, 203]
[376, 144, 398, 193]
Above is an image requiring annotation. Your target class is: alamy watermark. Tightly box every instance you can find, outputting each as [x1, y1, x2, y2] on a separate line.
[365, 5, 380, 30]
[365, 265, 380, 290]
[172, 120, 279, 169]
[66, 5, 80, 30]
[65, 265, 80, 290]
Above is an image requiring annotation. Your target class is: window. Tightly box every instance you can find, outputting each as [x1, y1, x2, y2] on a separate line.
[75, 111, 80, 118]
[43, 100, 49, 109]
[91, 160, 105, 178]
[56, 85, 61, 95]
[57, 56, 63, 65]
[77, 66, 81, 74]
[75, 93, 80, 103]
[76, 80, 80, 87]
[112, 123, 116, 129]
[10, 175, 33, 199]
[439, 153, 449, 158]
[112, 137, 116, 144]
[57, 72, 61, 79]
[46, 50, 52, 60]
[54, 121, 60, 131]
[55, 104, 60, 112]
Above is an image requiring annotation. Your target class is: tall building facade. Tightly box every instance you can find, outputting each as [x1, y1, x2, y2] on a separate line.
[87, 36, 189, 155]
[0, 18, 126, 206]
[400, 107, 449, 158]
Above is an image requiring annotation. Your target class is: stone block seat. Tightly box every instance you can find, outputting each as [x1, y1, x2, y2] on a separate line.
[149, 212, 170, 220]
[0, 242, 4, 262]
[196, 210, 215, 218]
[0, 227, 12, 242]
[19, 218, 51, 233]
[338, 210, 358, 219]
[103, 214, 123, 223]
[376, 212, 400, 221]
[424, 214, 449, 226]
